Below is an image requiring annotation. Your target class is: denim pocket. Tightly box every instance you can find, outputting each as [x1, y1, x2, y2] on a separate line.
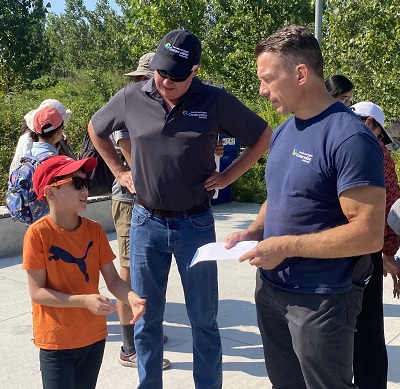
[188, 209, 215, 230]
[131, 205, 148, 227]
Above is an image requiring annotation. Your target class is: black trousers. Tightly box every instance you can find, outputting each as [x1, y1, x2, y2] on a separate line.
[40, 338, 106, 389]
[255, 271, 362, 389]
[353, 251, 388, 389]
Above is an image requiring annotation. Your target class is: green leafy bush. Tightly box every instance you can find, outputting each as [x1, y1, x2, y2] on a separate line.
[31, 76, 59, 90]
[231, 97, 286, 204]
[0, 70, 125, 204]
[232, 153, 268, 204]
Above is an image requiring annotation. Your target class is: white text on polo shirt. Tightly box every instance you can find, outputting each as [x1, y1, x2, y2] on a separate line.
[182, 110, 208, 119]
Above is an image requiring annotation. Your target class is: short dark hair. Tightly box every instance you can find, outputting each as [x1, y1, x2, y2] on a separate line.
[38, 121, 64, 140]
[255, 25, 324, 79]
[325, 75, 354, 99]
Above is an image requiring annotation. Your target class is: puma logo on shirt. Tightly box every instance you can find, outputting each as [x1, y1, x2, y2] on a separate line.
[48, 241, 94, 282]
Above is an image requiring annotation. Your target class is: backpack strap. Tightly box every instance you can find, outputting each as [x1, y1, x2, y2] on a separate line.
[35, 150, 55, 163]
[20, 150, 55, 166]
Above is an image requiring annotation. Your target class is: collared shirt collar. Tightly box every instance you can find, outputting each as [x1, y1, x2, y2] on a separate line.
[141, 77, 203, 102]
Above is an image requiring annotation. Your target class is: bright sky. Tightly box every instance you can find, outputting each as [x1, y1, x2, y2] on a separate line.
[47, 0, 121, 15]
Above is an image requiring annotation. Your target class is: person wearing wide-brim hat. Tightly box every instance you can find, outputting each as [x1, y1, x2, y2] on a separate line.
[124, 52, 155, 82]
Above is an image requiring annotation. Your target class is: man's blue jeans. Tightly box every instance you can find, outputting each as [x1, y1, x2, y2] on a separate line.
[130, 204, 222, 389]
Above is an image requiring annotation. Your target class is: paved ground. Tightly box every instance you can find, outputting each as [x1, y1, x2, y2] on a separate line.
[1, 201, 400, 388]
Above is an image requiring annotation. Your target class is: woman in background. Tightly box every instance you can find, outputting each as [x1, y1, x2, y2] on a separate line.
[325, 74, 354, 106]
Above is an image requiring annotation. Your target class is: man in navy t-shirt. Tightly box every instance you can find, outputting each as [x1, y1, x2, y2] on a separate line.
[225, 25, 386, 388]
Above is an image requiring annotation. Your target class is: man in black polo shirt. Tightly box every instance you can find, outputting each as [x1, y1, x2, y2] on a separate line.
[88, 29, 271, 389]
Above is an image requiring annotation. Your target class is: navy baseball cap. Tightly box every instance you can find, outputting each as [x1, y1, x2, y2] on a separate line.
[151, 29, 201, 80]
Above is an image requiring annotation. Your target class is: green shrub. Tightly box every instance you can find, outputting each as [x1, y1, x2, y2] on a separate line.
[232, 153, 268, 204]
[0, 70, 126, 204]
[230, 97, 285, 204]
[31, 76, 58, 90]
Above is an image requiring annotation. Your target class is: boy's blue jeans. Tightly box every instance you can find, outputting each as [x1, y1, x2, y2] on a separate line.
[130, 204, 222, 389]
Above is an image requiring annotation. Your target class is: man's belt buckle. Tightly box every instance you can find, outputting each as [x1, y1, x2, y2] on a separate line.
[135, 199, 208, 218]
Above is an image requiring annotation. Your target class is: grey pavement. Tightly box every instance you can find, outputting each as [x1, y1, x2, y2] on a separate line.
[1, 201, 400, 388]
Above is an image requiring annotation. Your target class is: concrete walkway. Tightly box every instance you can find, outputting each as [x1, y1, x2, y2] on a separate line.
[1, 201, 400, 388]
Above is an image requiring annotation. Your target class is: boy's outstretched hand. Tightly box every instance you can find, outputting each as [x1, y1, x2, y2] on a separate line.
[84, 294, 118, 315]
[128, 292, 146, 324]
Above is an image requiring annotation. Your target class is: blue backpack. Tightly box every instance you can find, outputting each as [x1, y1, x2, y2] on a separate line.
[5, 151, 55, 225]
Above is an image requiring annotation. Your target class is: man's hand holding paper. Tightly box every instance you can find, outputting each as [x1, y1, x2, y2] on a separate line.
[190, 241, 258, 267]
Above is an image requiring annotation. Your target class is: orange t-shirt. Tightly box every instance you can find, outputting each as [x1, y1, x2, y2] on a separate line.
[22, 216, 116, 350]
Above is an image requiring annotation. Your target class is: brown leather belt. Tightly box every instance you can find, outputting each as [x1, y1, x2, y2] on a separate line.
[134, 198, 209, 218]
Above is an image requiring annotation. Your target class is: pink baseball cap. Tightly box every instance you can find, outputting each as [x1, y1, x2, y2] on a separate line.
[33, 107, 63, 134]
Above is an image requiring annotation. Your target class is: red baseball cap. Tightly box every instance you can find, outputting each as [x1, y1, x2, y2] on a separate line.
[33, 156, 97, 200]
[33, 107, 63, 134]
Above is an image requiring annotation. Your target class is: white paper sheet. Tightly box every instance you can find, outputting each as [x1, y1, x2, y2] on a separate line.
[190, 241, 258, 267]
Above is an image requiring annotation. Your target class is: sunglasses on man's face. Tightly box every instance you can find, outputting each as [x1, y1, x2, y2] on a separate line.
[51, 176, 91, 191]
[156, 70, 190, 83]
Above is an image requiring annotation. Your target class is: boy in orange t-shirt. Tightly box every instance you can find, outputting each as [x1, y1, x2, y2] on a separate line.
[22, 155, 146, 389]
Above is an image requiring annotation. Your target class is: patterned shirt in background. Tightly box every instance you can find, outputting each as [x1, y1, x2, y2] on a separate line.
[381, 140, 400, 256]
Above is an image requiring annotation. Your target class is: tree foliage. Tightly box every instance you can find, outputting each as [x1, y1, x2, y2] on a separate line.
[85, 0, 129, 71]
[0, 0, 50, 94]
[202, 0, 314, 99]
[322, 0, 400, 118]
[46, 0, 129, 74]
[46, 0, 92, 72]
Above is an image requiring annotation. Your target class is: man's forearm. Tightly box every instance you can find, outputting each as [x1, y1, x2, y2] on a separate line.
[241, 186, 386, 269]
[280, 223, 383, 259]
[247, 200, 267, 241]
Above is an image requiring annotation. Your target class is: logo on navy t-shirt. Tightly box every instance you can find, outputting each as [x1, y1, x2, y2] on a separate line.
[292, 148, 313, 164]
